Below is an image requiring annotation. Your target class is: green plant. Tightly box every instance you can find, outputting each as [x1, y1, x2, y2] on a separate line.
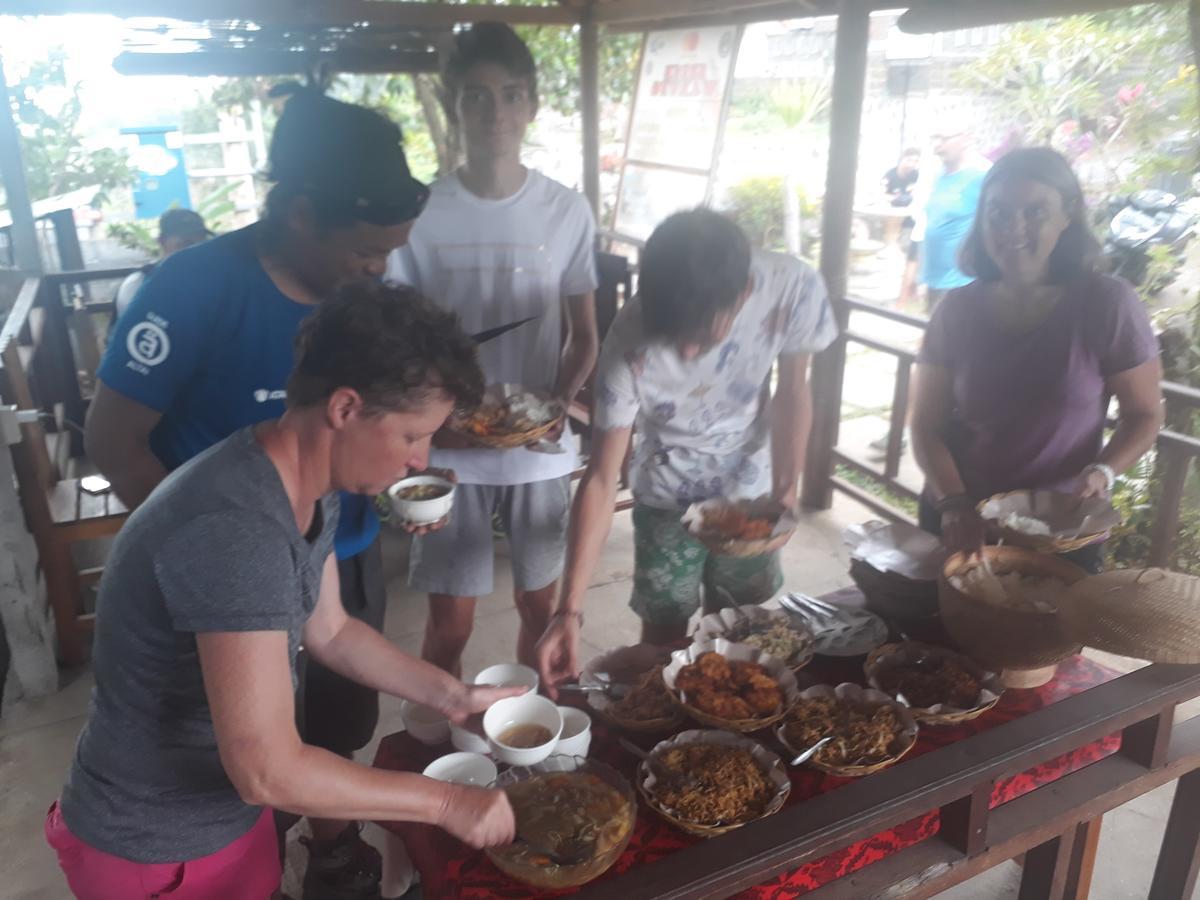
[106, 221, 156, 257]
[3, 49, 133, 206]
[724, 175, 820, 254]
[834, 464, 919, 519]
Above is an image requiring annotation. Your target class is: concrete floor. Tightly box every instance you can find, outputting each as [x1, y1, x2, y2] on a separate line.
[1, 493, 1193, 899]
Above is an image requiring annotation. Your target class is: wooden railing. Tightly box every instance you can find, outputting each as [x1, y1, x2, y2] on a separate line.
[832, 296, 1200, 568]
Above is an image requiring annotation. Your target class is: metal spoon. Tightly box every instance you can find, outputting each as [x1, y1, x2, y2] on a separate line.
[789, 735, 835, 766]
[515, 826, 595, 867]
[618, 738, 700, 791]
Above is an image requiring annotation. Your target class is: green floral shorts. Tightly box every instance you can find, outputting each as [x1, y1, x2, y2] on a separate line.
[630, 504, 784, 627]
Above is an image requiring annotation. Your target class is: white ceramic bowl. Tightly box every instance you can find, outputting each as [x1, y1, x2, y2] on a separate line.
[483, 694, 562, 766]
[450, 722, 491, 755]
[555, 706, 592, 760]
[388, 475, 455, 526]
[474, 663, 540, 692]
[400, 699, 450, 746]
[422, 752, 498, 786]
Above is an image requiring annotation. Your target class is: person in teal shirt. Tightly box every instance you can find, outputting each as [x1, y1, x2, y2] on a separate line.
[921, 130, 988, 309]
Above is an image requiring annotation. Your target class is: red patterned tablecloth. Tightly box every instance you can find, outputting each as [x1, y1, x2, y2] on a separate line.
[373, 650, 1122, 899]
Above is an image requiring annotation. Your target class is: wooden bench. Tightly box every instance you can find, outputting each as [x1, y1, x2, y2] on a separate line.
[1, 278, 127, 665]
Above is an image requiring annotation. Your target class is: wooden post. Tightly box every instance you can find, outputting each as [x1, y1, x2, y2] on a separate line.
[800, 0, 871, 510]
[0, 55, 41, 273]
[579, 1, 601, 216]
[0, 417, 58, 701]
[1149, 768, 1200, 899]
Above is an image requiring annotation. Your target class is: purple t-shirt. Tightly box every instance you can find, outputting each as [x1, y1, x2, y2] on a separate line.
[918, 273, 1158, 499]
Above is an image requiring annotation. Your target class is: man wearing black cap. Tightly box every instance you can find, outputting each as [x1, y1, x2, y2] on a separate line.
[113, 208, 214, 319]
[87, 88, 430, 900]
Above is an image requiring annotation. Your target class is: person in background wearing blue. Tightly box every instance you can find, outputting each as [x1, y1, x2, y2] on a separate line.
[85, 86, 429, 900]
[920, 128, 988, 311]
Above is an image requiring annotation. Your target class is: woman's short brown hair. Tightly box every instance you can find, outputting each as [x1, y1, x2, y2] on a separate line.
[959, 147, 1101, 284]
[287, 281, 483, 415]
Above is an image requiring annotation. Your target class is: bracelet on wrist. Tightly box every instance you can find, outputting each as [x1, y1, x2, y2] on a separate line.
[553, 609, 584, 627]
[1085, 463, 1116, 494]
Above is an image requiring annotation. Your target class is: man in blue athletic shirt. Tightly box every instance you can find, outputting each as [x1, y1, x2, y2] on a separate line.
[87, 86, 430, 900]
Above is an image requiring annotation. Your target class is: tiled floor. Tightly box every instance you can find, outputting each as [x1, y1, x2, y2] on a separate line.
[1, 494, 1194, 899]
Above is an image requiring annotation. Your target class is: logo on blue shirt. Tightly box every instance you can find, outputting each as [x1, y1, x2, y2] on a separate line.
[126, 319, 171, 371]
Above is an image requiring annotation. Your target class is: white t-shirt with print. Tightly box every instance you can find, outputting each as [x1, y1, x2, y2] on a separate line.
[593, 249, 837, 510]
[387, 170, 598, 485]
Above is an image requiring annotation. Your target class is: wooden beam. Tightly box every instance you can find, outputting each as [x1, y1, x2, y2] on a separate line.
[579, 1, 601, 215]
[595, 0, 816, 25]
[605, 0, 829, 32]
[0, 0, 580, 26]
[898, 0, 1156, 34]
[113, 48, 439, 77]
[0, 56, 41, 273]
[801, 0, 870, 511]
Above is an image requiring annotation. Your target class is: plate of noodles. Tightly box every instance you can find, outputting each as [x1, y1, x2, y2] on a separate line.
[776, 683, 918, 777]
[637, 729, 791, 836]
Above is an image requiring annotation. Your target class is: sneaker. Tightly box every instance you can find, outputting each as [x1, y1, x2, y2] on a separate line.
[300, 823, 383, 900]
[868, 433, 907, 455]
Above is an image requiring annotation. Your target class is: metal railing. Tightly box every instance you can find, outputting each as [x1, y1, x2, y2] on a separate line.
[832, 296, 1200, 568]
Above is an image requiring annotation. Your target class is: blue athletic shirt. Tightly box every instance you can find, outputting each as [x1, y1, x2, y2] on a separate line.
[99, 225, 378, 560]
[921, 166, 987, 291]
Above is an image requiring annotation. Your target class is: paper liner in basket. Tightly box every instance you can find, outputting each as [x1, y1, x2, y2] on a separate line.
[662, 639, 800, 732]
[446, 383, 563, 449]
[637, 729, 791, 837]
[681, 497, 799, 558]
[579, 645, 684, 731]
[692, 605, 815, 670]
[775, 682, 919, 777]
[865, 642, 1004, 725]
[978, 490, 1120, 552]
[844, 519, 948, 582]
[1058, 568, 1200, 664]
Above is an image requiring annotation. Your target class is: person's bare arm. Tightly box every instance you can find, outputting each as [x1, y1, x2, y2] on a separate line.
[769, 353, 813, 508]
[85, 382, 168, 509]
[555, 292, 599, 408]
[535, 426, 632, 696]
[197, 627, 515, 847]
[302, 557, 524, 716]
[910, 362, 983, 554]
[1078, 358, 1164, 497]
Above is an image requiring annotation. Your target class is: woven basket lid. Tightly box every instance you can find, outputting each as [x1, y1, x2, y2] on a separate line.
[1058, 568, 1200, 664]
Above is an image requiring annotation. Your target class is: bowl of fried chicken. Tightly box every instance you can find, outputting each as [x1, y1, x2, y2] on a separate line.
[662, 640, 799, 732]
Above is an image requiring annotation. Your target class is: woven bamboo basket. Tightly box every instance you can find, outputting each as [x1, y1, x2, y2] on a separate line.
[448, 415, 560, 449]
[977, 490, 1116, 554]
[865, 642, 1005, 726]
[1058, 568, 1200, 664]
[662, 640, 800, 734]
[579, 648, 685, 733]
[775, 683, 919, 777]
[939, 547, 1088, 671]
[636, 730, 791, 837]
[681, 499, 799, 559]
[589, 668, 686, 734]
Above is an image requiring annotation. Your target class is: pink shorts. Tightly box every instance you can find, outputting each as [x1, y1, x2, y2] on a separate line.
[45, 801, 281, 899]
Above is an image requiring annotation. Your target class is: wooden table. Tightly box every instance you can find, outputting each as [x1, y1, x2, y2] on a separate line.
[373, 589, 1200, 899]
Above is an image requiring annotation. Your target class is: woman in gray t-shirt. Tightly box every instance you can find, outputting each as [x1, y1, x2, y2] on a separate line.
[49, 284, 525, 899]
[911, 148, 1163, 571]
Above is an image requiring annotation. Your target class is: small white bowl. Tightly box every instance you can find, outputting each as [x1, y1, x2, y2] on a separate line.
[483, 695, 562, 766]
[450, 722, 491, 755]
[388, 475, 455, 527]
[400, 699, 450, 746]
[474, 663, 539, 692]
[422, 752, 498, 786]
[555, 706, 592, 759]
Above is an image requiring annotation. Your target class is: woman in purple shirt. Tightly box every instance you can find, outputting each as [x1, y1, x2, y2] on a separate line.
[911, 148, 1164, 571]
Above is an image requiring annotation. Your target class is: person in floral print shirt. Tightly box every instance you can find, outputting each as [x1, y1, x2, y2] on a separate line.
[535, 209, 837, 692]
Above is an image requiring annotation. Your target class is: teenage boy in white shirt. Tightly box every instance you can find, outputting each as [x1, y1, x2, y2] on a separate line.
[388, 22, 599, 676]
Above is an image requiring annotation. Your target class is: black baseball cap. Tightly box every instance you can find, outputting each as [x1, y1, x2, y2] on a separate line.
[268, 86, 429, 226]
[158, 208, 212, 242]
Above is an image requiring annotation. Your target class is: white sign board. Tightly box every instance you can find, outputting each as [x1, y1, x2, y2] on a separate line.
[626, 27, 739, 171]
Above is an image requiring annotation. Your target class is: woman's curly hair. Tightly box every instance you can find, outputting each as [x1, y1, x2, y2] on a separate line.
[287, 281, 484, 415]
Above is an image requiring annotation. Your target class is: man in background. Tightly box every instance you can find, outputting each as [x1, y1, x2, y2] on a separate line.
[919, 129, 988, 310]
[113, 209, 213, 319]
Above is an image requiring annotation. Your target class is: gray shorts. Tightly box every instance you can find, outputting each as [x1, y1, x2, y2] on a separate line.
[409, 476, 571, 597]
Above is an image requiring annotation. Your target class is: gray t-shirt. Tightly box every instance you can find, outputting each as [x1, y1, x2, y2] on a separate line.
[60, 427, 337, 862]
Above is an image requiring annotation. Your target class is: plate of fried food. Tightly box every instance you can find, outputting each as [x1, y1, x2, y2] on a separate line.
[682, 497, 799, 558]
[636, 729, 791, 837]
[578, 645, 685, 732]
[865, 642, 1004, 725]
[662, 640, 800, 732]
[693, 605, 815, 671]
[447, 383, 564, 449]
[776, 683, 919, 777]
